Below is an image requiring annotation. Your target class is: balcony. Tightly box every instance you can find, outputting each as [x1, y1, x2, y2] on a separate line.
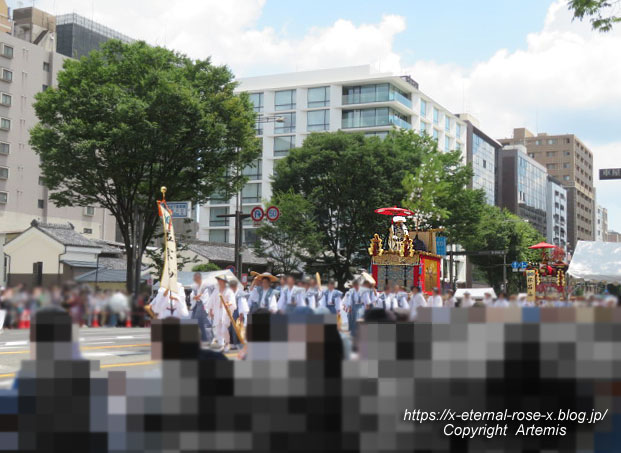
[342, 108, 411, 130]
[342, 83, 412, 109]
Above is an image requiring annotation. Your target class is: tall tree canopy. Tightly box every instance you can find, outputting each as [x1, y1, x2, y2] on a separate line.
[568, 0, 621, 31]
[30, 40, 259, 293]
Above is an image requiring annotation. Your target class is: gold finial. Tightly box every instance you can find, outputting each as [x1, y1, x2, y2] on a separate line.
[160, 186, 167, 200]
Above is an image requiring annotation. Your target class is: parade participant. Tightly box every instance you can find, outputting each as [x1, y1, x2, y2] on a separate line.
[394, 285, 410, 309]
[150, 282, 189, 319]
[190, 272, 214, 343]
[228, 278, 248, 349]
[206, 275, 236, 352]
[248, 272, 278, 312]
[377, 284, 399, 310]
[320, 279, 342, 314]
[444, 289, 457, 307]
[277, 275, 298, 312]
[482, 291, 494, 306]
[461, 291, 474, 307]
[344, 278, 364, 337]
[304, 277, 322, 310]
[428, 287, 443, 307]
[493, 292, 510, 307]
[360, 279, 378, 309]
[408, 286, 427, 321]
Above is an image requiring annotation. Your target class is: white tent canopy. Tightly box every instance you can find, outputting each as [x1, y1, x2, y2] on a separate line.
[567, 241, 621, 284]
[455, 288, 496, 300]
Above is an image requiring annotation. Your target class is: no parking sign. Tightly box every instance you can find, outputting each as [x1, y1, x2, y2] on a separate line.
[250, 206, 264, 222]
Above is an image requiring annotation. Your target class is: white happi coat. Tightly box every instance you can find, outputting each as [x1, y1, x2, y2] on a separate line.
[151, 283, 189, 319]
[207, 287, 236, 328]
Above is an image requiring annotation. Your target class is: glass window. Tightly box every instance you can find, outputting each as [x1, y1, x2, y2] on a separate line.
[243, 229, 258, 245]
[209, 229, 228, 243]
[445, 117, 451, 132]
[210, 206, 229, 227]
[546, 151, 557, 157]
[242, 159, 262, 180]
[1, 45, 12, 59]
[37, 199, 44, 209]
[433, 128, 438, 140]
[0, 191, 7, 203]
[274, 112, 296, 134]
[248, 92, 264, 112]
[307, 109, 329, 131]
[456, 123, 462, 138]
[42, 84, 48, 92]
[43, 62, 50, 72]
[209, 190, 230, 204]
[274, 135, 295, 157]
[85, 206, 95, 216]
[420, 99, 427, 117]
[307, 86, 330, 108]
[275, 89, 296, 111]
[420, 122, 427, 135]
[242, 183, 261, 203]
[0, 117, 10, 130]
[341, 107, 410, 129]
[547, 139, 557, 145]
[433, 108, 439, 124]
[1, 69, 11, 82]
[255, 120, 263, 136]
[0, 166, 7, 179]
[0, 93, 9, 106]
[0, 142, 8, 155]
[444, 136, 450, 152]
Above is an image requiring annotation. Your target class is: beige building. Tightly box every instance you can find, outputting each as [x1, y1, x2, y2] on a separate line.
[0, 5, 116, 284]
[499, 128, 595, 250]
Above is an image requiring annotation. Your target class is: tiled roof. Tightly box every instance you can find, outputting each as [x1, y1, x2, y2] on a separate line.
[185, 241, 268, 265]
[75, 268, 149, 283]
[32, 220, 100, 248]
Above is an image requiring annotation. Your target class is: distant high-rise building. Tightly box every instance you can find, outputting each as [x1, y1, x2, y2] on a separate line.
[596, 205, 608, 241]
[495, 144, 548, 237]
[546, 177, 567, 248]
[606, 230, 621, 243]
[499, 128, 595, 251]
[56, 13, 134, 59]
[458, 114, 501, 205]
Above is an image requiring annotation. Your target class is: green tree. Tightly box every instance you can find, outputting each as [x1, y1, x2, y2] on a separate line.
[30, 40, 259, 294]
[270, 130, 428, 286]
[254, 191, 323, 274]
[192, 262, 221, 272]
[461, 205, 544, 292]
[568, 0, 621, 31]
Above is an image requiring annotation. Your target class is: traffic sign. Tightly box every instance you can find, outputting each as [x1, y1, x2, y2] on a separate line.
[266, 205, 280, 221]
[511, 261, 519, 269]
[520, 261, 528, 270]
[250, 206, 264, 222]
[600, 168, 621, 180]
[167, 201, 192, 218]
[226, 265, 236, 274]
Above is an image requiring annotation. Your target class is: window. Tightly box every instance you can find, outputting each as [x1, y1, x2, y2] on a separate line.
[0, 166, 7, 179]
[444, 136, 450, 152]
[0, 191, 7, 203]
[1, 44, 12, 59]
[83, 206, 95, 216]
[83, 228, 93, 234]
[482, 159, 487, 169]
[209, 229, 228, 243]
[546, 151, 557, 157]
[241, 183, 261, 203]
[547, 163, 557, 170]
[38, 176, 44, 185]
[274, 112, 295, 133]
[342, 108, 410, 129]
[420, 122, 427, 135]
[563, 175, 570, 181]
[0, 117, 10, 130]
[528, 153, 535, 158]
[307, 86, 330, 108]
[274, 135, 295, 157]
[43, 62, 50, 72]
[242, 159, 262, 180]
[0, 93, 10, 106]
[37, 199, 44, 209]
[307, 109, 329, 131]
[0, 142, 8, 155]
[420, 99, 427, 117]
[243, 229, 257, 245]
[432, 128, 438, 141]
[445, 117, 451, 132]
[456, 123, 461, 138]
[563, 151, 571, 156]
[42, 84, 48, 92]
[255, 120, 263, 136]
[342, 83, 410, 107]
[210, 206, 229, 226]
[547, 139, 557, 145]
[1, 68, 11, 82]
[209, 190, 230, 204]
[274, 89, 296, 111]
[433, 108, 439, 124]
[248, 92, 263, 113]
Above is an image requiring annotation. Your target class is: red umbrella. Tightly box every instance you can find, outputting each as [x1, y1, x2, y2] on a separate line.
[374, 206, 414, 216]
[528, 242, 557, 250]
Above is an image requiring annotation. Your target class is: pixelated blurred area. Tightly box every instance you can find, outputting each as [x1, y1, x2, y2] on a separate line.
[1, 307, 621, 452]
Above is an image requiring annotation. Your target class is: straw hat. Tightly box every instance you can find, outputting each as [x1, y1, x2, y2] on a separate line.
[250, 271, 278, 283]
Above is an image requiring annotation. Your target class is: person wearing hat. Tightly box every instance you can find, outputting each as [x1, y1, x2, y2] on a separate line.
[408, 285, 427, 321]
[248, 272, 278, 313]
[461, 291, 474, 307]
[149, 281, 189, 319]
[319, 279, 342, 314]
[206, 275, 236, 352]
[344, 278, 363, 337]
[482, 291, 494, 306]
[228, 277, 249, 349]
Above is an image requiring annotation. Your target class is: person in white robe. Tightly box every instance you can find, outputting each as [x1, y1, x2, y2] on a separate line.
[207, 275, 236, 352]
[277, 276, 298, 313]
[409, 286, 427, 321]
[150, 282, 189, 319]
[190, 272, 214, 342]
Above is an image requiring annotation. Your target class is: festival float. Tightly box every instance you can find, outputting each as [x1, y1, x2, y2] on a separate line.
[368, 206, 444, 295]
[524, 241, 568, 301]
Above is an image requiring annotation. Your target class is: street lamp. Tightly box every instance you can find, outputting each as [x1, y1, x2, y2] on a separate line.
[217, 114, 284, 278]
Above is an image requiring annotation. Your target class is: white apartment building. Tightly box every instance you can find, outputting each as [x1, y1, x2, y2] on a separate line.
[595, 205, 608, 241]
[0, 7, 116, 284]
[546, 177, 568, 248]
[197, 65, 467, 245]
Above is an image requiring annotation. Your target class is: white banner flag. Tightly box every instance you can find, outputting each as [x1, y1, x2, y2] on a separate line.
[158, 200, 178, 291]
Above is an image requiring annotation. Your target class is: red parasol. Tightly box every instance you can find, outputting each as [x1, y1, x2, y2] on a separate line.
[528, 242, 557, 250]
[374, 206, 414, 216]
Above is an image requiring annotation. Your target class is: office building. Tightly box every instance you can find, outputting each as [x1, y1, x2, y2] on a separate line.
[496, 145, 548, 236]
[546, 177, 567, 248]
[197, 65, 467, 245]
[0, 5, 116, 284]
[56, 13, 134, 59]
[606, 230, 621, 243]
[458, 114, 501, 205]
[596, 205, 608, 241]
[499, 128, 595, 250]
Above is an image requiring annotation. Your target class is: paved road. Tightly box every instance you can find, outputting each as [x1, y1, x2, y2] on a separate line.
[0, 327, 156, 388]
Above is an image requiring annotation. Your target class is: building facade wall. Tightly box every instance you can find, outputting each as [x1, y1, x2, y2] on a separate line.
[546, 178, 568, 247]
